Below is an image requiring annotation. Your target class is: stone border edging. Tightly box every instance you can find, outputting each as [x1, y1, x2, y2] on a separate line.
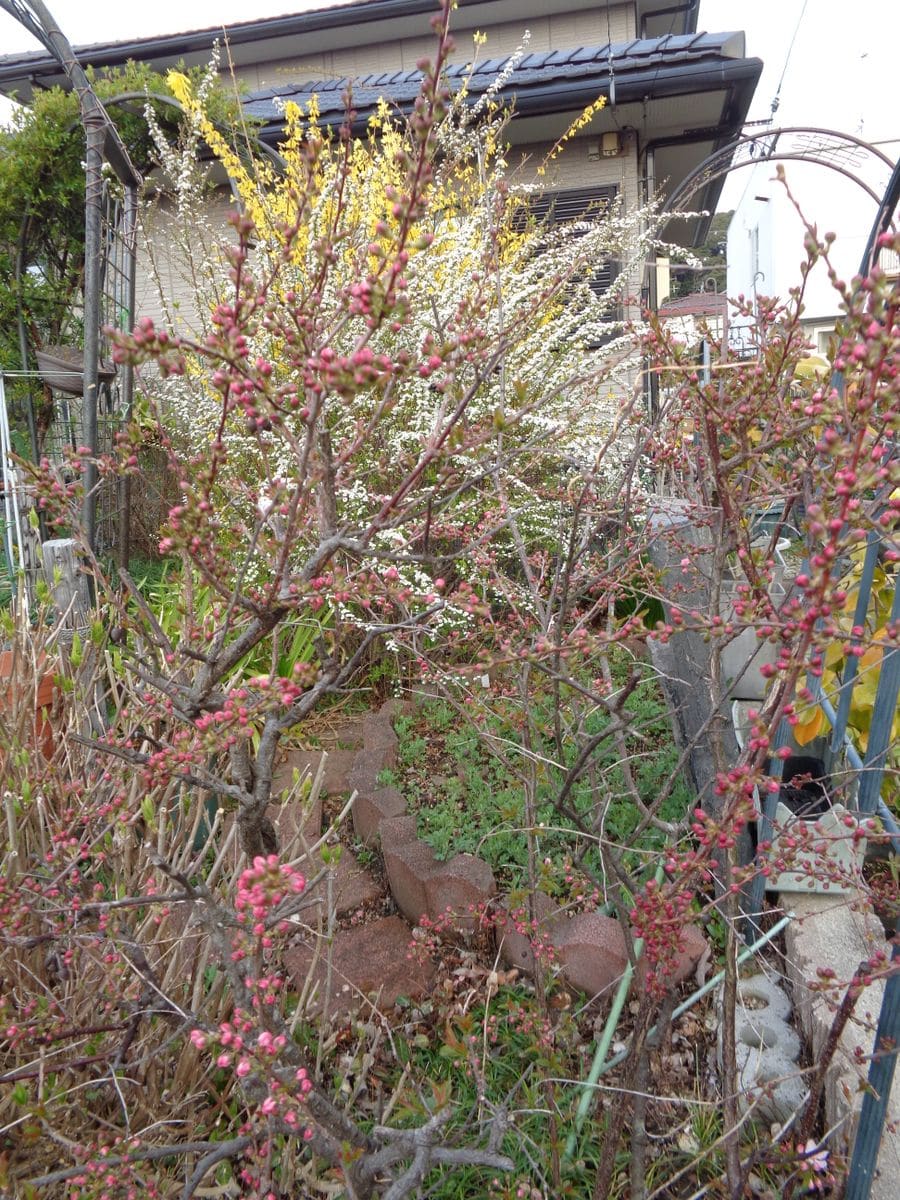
[349, 700, 708, 1001]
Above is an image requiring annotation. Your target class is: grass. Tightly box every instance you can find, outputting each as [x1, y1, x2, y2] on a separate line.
[384, 660, 692, 892]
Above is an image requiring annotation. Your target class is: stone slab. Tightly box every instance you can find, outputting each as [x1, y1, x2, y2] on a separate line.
[283, 915, 435, 1017]
[783, 892, 899, 1200]
[299, 848, 384, 922]
[317, 718, 367, 751]
[283, 748, 359, 796]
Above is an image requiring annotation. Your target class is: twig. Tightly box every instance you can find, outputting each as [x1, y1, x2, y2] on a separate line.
[26, 1137, 253, 1189]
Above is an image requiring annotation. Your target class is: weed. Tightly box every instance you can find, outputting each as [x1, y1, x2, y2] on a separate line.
[391, 661, 692, 890]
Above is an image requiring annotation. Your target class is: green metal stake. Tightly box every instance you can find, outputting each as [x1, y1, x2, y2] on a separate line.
[563, 911, 795, 1161]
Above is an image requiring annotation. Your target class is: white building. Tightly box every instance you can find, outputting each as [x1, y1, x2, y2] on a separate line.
[726, 140, 899, 357]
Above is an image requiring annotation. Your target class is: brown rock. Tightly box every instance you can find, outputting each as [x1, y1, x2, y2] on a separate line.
[636, 923, 708, 991]
[424, 853, 496, 932]
[497, 892, 567, 975]
[382, 829, 438, 925]
[554, 912, 630, 999]
[352, 786, 407, 845]
[283, 916, 434, 1017]
[379, 697, 413, 721]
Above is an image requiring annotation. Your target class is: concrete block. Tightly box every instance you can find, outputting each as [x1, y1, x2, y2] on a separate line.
[737, 972, 792, 1022]
[382, 826, 439, 924]
[720, 971, 807, 1126]
[735, 1009, 801, 1064]
[424, 852, 496, 931]
[554, 912, 630, 999]
[352, 785, 407, 845]
[766, 804, 867, 896]
[783, 892, 899, 1198]
[735, 1043, 807, 1125]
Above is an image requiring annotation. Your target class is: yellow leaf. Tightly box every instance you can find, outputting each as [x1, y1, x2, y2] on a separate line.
[794, 355, 829, 380]
[794, 706, 827, 746]
[824, 641, 845, 670]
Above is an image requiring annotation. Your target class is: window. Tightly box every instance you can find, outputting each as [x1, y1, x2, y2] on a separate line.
[527, 184, 620, 301]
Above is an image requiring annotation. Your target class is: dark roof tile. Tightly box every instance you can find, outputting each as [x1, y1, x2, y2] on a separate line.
[243, 32, 756, 125]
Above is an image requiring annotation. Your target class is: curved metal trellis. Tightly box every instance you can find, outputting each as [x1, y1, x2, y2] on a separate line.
[0, 0, 142, 564]
[664, 125, 896, 218]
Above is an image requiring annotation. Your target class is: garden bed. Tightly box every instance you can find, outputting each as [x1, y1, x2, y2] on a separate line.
[381, 661, 694, 894]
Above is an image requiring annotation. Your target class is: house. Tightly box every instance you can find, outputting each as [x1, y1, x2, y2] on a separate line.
[0, 0, 762, 331]
[726, 139, 899, 356]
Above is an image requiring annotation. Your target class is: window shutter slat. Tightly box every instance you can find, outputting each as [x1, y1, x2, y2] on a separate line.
[529, 185, 620, 299]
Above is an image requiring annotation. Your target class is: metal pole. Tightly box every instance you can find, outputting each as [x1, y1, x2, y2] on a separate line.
[845, 943, 900, 1200]
[117, 184, 138, 570]
[14, 214, 41, 465]
[81, 107, 104, 553]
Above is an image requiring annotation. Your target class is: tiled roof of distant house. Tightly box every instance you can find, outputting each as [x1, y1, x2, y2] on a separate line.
[659, 291, 727, 319]
[243, 31, 754, 135]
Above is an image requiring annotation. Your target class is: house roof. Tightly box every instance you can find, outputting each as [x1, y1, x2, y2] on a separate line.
[0, 2, 761, 245]
[243, 31, 756, 134]
[659, 290, 727, 319]
[0, 2, 704, 96]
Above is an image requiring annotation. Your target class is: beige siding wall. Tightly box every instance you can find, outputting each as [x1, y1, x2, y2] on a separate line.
[135, 135, 642, 336]
[134, 189, 238, 337]
[511, 132, 639, 215]
[237, 3, 633, 91]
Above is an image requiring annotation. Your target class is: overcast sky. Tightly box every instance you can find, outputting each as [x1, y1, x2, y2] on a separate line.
[1, 0, 896, 206]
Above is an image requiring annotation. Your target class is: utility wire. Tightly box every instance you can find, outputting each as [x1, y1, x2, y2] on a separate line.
[770, 0, 809, 116]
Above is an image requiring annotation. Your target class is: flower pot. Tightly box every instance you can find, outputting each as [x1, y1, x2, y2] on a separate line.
[35, 345, 116, 397]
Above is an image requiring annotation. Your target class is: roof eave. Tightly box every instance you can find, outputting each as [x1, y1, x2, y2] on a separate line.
[252, 54, 763, 144]
[0, 1, 440, 95]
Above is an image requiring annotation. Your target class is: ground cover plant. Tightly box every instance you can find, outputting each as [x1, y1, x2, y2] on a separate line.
[1, 2, 899, 1196]
[384, 654, 691, 888]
